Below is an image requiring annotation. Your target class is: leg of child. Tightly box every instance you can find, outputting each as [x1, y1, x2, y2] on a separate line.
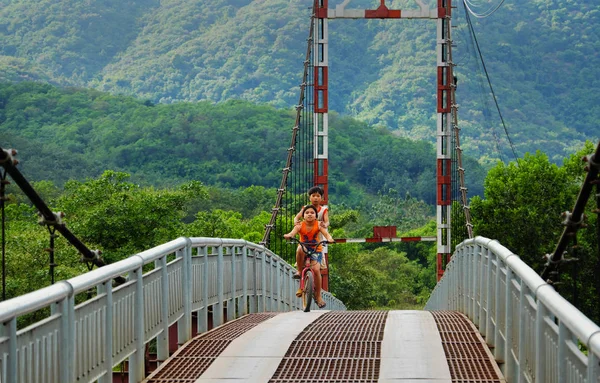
[311, 261, 322, 303]
[295, 245, 304, 274]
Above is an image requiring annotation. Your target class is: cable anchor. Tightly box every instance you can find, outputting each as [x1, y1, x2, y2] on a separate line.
[38, 211, 66, 227]
[0, 149, 19, 166]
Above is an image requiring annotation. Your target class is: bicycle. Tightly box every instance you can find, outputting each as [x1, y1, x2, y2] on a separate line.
[286, 238, 331, 312]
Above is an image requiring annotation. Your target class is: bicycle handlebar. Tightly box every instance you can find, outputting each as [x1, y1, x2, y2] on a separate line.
[285, 238, 333, 254]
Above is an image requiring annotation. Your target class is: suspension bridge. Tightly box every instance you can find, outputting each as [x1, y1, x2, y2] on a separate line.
[1, 0, 599, 382]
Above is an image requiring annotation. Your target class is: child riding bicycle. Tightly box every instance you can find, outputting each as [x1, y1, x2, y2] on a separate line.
[293, 186, 329, 269]
[284, 204, 334, 308]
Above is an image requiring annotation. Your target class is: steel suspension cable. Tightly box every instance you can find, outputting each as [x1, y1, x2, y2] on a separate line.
[463, 0, 506, 18]
[261, 4, 316, 260]
[443, 6, 473, 244]
[462, 1, 519, 165]
[460, 5, 505, 163]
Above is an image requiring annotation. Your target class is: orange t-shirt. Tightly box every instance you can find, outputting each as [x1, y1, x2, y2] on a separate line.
[298, 221, 322, 252]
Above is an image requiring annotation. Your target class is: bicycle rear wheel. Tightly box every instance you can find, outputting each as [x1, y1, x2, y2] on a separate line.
[302, 271, 314, 312]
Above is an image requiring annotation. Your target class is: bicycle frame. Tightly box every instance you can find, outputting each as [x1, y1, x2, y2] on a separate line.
[294, 239, 328, 272]
[287, 239, 329, 311]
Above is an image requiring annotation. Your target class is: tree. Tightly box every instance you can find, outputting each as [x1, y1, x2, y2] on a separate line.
[56, 170, 208, 262]
[329, 246, 428, 309]
[182, 209, 270, 244]
[470, 142, 600, 323]
[2, 203, 87, 313]
[470, 151, 574, 270]
[369, 188, 434, 231]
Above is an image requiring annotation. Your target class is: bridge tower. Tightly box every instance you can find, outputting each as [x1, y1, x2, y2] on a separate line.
[435, 0, 454, 280]
[265, 0, 464, 282]
[315, 0, 455, 280]
[313, 2, 329, 203]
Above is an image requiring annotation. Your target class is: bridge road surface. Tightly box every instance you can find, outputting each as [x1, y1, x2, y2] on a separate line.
[143, 310, 505, 383]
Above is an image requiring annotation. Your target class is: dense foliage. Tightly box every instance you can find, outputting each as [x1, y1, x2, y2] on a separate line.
[2, 130, 597, 321]
[0, 0, 596, 163]
[471, 141, 600, 324]
[0, 81, 486, 204]
[2, 171, 437, 315]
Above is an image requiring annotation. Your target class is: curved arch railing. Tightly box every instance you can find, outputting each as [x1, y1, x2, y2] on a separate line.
[0, 237, 346, 383]
[426, 236, 600, 382]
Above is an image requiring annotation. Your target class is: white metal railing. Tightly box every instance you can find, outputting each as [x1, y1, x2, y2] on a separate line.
[426, 236, 600, 383]
[0, 237, 346, 383]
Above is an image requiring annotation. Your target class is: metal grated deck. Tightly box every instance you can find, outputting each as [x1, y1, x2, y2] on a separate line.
[143, 310, 505, 382]
[430, 310, 506, 383]
[268, 311, 388, 383]
[144, 312, 279, 382]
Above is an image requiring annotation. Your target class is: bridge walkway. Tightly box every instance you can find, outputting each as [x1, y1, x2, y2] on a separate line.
[143, 310, 504, 383]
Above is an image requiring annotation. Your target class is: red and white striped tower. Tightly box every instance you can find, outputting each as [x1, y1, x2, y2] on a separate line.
[436, 0, 453, 280]
[316, 0, 454, 282]
[314, 0, 330, 290]
[314, 0, 329, 202]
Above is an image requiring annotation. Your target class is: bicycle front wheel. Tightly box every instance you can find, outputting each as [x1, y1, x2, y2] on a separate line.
[302, 271, 314, 312]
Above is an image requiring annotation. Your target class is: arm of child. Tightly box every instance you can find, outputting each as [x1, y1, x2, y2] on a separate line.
[319, 226, 334, 243]
[284, 225, 300, 239]
[320, 209, 330, 229]
[293, 210, 303, 226]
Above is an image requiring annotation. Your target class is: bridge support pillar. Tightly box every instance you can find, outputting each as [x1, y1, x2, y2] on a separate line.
[436, 0, 453, 280]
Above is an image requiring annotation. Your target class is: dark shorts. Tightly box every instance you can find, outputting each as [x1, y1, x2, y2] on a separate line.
[308, 252, 323, 264]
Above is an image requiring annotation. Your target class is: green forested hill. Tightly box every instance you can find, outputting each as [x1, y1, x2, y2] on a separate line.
[0, 0, 597, 164]
[0, 82, 486, 203]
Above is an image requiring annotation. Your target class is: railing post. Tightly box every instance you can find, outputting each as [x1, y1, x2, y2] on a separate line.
[156, 255, 169, 362]
[239, 245, 248, 316]
[177, 239, 192, 345]
[199, 246, 209, 333]
[269, 254, 275, 311]
[260, 250, 267, 312]
[517, 282, 528, 383]
[214, 244, 224, 326]
[250, 248, 257, 314]
[5, 317, 17, 383]
[462, 246, 468, 314]
[494, 254, 504, 363]
[588, 346, 600, 383]
[275, 257, 282, 312]
[471, 244, 478, 322]
[66, 294, 76, 382]
[228, 246, 236, 321]
[452, 254, 458, 310]
[446, 261, 451, 310]
[450, 256, 457, 310]
[465, 245, 470, 316]
[97, 280, 114, 383]
[280, 260, 285, 311]
[557, 322, 568, 383]
[478, 244, 485, 332]
[534, 301, 547, 383]
[286, 269, 296, 311]
[485, 246, 493, 343]
[505, 267, 515, 381]
[129, 265, 145, 382]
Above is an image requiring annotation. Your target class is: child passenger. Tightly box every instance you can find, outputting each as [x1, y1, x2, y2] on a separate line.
[284, 204, 334, 308]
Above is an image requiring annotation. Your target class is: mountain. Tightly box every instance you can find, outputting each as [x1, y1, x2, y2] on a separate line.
[0, 0, 597, 163]
[0, 81, 487, 204]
